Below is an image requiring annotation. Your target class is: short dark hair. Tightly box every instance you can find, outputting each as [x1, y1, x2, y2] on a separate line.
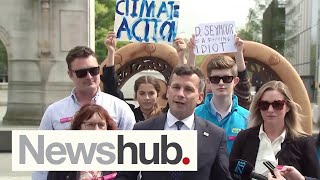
[71, 103, 117, 130]
[66, 46, 97, 70]
[169, 64, 205, 92]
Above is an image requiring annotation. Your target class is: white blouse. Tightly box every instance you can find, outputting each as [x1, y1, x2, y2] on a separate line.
[254, 125, 286, 176]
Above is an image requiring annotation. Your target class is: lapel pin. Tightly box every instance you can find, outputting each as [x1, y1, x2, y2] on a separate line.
[203, 132, 209, 137]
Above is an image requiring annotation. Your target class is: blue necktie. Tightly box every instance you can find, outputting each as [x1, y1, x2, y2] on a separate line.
[170, 121, 184, 180]
[175, 121, 184, 130]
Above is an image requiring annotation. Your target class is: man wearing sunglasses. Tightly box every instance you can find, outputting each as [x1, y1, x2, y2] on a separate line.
[195, 37, 249, 154]
[33, 46, 136, 180]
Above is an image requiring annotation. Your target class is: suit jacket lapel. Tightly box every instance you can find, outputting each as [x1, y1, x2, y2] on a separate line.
[247, 126, 261, 165]
[194, 116, 211, 172]
[194, 116, 208, 152]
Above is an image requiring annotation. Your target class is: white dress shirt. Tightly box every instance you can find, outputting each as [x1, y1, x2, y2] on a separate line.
[164, 109, 195, 130]
[254, 125, 286, 176]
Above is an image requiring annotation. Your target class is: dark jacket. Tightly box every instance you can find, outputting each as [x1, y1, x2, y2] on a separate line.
[116, 114, 232, 180]
[47, 171, 116, 180]
[229, 126, 320, 179]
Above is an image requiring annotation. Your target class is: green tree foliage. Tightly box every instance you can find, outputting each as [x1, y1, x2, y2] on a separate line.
[95, 0, 130, 63]
[237, 0, 272, 42]
[95, 0, 115, 62]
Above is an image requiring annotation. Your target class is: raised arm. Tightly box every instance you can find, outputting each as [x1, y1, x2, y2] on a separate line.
[101, 32, 124, 100]
[234, 35, 246, 72]
[233, 35, 252, 109]
[186, 34, 196, 66]
[174, 37, 187, 65]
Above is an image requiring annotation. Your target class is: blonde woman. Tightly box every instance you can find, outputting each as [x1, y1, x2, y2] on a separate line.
[230, 81, 320, 179]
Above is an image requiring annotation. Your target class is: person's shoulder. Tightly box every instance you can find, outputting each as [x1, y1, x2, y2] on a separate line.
[100, 91, 128, 105]
[100, 91, 121, 100]
[195, 103, 205, 112]
[293, 134, 315, 145]
[46, 96, 72, 111]
[236, 126, 259, 138]
[134, 114, 165, 130]
[235, 105, 249, 113]
[195, 103, 209, 115]
[233, 100, 249, 114]
[195, 94, 212, 113]
[196, 116, 224, 132]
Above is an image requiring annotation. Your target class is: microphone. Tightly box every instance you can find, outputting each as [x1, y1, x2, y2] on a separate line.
[230, 159, 267, 180]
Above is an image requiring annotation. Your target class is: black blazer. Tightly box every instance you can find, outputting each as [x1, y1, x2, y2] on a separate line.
[229, 126, 320, 179]
[115, 114, 232, 180]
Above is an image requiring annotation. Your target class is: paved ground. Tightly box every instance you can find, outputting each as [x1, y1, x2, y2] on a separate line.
[0, 153, 31, 180]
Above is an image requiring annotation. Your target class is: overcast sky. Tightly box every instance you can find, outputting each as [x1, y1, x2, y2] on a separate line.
[177, 0, 255, 37]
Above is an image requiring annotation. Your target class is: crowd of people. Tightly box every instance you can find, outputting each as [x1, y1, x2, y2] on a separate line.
[31, 32, 320, 180]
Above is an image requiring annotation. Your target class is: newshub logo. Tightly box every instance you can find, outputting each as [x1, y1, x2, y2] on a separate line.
[12, 130, 197, 171]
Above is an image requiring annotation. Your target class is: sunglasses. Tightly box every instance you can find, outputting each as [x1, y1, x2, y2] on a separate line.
[72, 66, 99, 78]
[258, 100, 287, 111]
[208, 76, 234, 84]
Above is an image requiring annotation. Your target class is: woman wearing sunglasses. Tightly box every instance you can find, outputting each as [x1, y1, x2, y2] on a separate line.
[229, 80, 320, 179]
[47, 104, 118, 180]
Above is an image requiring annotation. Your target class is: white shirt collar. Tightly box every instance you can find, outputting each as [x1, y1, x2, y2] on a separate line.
[255, 124, 286, 175]
[258, 124, 286, 143]
[166, 110, 195, 130]
[71, 87, 100, 104]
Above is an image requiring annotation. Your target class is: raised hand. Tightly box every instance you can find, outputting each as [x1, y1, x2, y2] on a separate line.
[234, 34, 245, 72]
[104, 32, 117, 66]
[234, 34, 244, 53]
[174, 38, 187, 64]
[187, 34, 196, 65]
[104, 32, 117, 54]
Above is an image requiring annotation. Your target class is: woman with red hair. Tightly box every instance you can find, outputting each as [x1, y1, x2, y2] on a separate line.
[47, 104, 117, 180]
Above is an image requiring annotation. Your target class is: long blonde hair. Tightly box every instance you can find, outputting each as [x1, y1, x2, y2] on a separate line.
[249, 81, 307, 139]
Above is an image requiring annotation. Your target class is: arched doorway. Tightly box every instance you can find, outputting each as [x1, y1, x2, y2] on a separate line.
[101, 41, 312, 134]
[101, 42, 179, 107]
[0, 40, 8, 82]
[0, 38, 8, 122]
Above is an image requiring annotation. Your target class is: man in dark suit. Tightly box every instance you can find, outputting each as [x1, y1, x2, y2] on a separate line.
[116, 64, 232, 180]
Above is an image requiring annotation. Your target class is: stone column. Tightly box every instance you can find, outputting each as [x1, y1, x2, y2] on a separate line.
[2, 0, 95, 125]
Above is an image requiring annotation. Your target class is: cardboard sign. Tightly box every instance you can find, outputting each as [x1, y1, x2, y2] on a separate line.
[194, 21, 236, 55]
[114, 0, 180, 43]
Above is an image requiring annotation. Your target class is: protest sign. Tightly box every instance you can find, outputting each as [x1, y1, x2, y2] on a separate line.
[194, 21, 236, 55]
[114, 0, 180, 43]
